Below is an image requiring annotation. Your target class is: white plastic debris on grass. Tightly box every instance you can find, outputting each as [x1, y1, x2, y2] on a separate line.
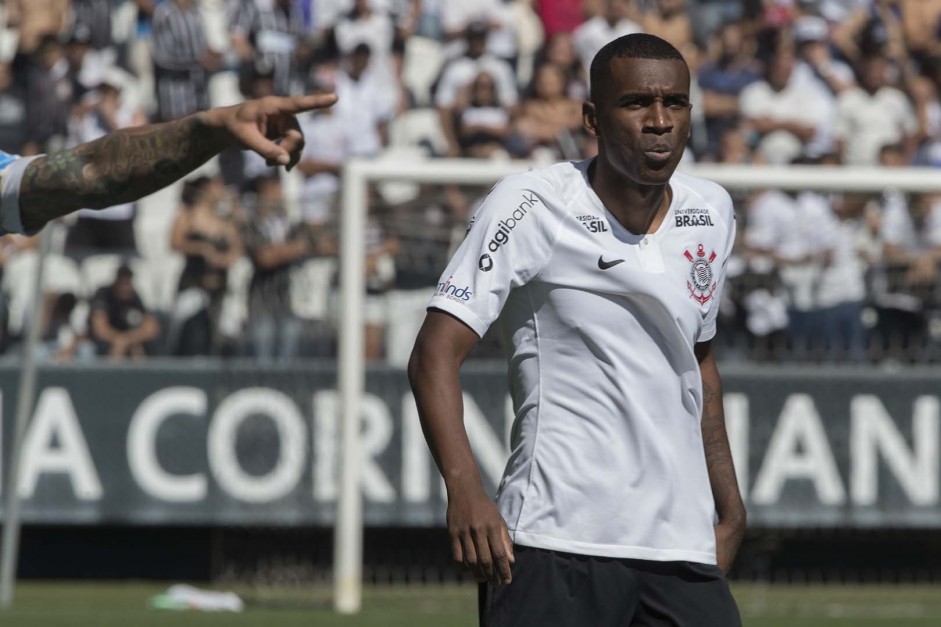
[148, 584, 244, 612]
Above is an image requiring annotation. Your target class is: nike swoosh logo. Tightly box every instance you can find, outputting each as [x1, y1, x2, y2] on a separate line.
[598, 256, 626, 270]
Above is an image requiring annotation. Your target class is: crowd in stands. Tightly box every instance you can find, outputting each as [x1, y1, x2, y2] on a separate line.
[0, 0, 940, 364]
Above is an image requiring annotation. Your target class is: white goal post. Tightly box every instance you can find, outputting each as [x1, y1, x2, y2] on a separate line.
[333, 158, 941, 613]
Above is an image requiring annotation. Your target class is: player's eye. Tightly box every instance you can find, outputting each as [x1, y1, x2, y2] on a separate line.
[665, 96, 690, 108]
[621, 98, 648, 109]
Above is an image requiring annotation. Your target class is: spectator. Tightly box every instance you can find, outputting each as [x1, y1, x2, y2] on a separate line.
[877, 179, 941, 361]
[640, 0, 694, 52]
[297, 70, 382, 223]
[745, 182, 836, 359]
[65, 70, 148, 253]
[537, 31, 587, 100]
[334, 0, 397, 87]
[912, 55, 941, 167]
[70, 0, 118, 62]
[334, 43, 396, 144]
[740, 46, 834, 164]
[168, 176, 243, 356]
[384, 189, 464, 366]
[230, 0, 311, 96]
[243, 175, 320, 360]
[362, 208, 400, 360]
[440, 0, 518, 67]
[897, 0, 941, 61]
[834, 53, 918, 165]
[793, 15, 856, 96]
[512, 61, 583, 159]
[39, 292, 94, 362]
[7, 0, 70, 64]
[455, 70, 512, 158]
[818, 192, 874, 362]
[572, 0, 641, 83]
[89, 264, 162, 360]
[698, 19, 762, 159]
[0, 63, 29, 156]
[152, 0, 222, 122]
[434, 21, 518, 157]
[24, 35, 73, 155]
[535, 0, 585, 39]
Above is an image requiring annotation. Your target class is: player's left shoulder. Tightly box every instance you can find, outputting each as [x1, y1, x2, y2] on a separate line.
[670, 171, 735, 231]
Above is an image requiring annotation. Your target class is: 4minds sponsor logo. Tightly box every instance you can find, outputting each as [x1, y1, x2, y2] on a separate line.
[436, 276, 473, 302]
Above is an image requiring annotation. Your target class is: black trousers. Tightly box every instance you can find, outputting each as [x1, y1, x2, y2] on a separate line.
[479, 546, 741, 627]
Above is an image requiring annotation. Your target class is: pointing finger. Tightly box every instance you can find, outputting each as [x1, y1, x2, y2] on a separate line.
[267, 93, 338, 114]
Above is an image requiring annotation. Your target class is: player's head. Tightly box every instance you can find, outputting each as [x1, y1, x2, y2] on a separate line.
[584, 33, 691, 186]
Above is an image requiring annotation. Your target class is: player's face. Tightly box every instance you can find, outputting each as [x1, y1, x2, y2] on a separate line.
[584, 57, 691, 186]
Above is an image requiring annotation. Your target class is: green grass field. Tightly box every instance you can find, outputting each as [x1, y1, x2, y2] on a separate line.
[1, 582, 941, 626]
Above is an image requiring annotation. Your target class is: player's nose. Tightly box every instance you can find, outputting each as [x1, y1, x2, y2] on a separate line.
[643, 101, 672, 134]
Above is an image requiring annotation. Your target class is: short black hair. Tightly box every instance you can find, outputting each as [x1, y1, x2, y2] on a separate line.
[589, 33, 686, 100]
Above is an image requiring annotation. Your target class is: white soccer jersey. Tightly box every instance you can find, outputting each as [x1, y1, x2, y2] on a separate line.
[428, 159, 736, 565]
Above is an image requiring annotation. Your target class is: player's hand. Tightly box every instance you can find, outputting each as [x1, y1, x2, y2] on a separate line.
[714, 519, 745, 574]
[446, 482, 515, 585]
[204, 93, 339, 171]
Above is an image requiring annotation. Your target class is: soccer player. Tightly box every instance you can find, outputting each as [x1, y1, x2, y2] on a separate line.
[409, 33, 744, 626]
[0, 92, 337, 237]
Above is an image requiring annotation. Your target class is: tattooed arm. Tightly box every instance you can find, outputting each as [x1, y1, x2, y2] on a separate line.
[695, 340, 746, 574]
[17, 93, 337, 233]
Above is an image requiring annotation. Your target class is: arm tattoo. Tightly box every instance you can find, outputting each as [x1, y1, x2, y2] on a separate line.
[20, 113, 228, 232]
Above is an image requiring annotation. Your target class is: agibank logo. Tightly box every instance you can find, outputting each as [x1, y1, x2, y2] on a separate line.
[436, 276, 473, 302]
[486, 191, 540, 253]
[476, 190, 541, 272]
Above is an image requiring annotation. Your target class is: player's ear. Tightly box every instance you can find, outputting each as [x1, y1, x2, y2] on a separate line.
[583, 101, 599, 138]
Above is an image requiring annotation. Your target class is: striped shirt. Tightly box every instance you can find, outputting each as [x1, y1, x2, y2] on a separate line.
[153, 0, 211, 120]
[230, 0, 307, 96]
[71, 0, 116, 50]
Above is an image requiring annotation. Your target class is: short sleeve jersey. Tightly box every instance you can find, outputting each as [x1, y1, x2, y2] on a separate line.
[428, 159, 736, 565]
[0, 151, 42, 236]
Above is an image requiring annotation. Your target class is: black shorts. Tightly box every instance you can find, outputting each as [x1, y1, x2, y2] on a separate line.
[479, 546, 741, 627]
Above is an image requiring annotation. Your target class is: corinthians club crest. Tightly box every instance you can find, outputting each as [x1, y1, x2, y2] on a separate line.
[684, 244, 717, 305]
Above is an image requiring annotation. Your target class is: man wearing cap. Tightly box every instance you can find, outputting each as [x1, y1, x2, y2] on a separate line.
[793, 15, 855, 96]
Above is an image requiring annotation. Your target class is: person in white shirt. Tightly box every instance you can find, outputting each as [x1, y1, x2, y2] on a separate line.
[819, 192, 875, 362]
[745, 185, 835, 359]
[410, 33, 744, 627]
[834, 53, 919, 165]
[440, 0, 517, 65]
[297, 75, 381, 224]
[740, 47, 834, 163]
[572, 0, 642, 81]
[435, 21, 519, 156]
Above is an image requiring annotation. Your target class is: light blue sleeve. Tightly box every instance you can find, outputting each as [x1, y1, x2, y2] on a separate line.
[0, 153, 43, 236]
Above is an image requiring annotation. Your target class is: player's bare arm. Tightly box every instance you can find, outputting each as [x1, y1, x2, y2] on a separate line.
[408, 310, 515, 586]
[18, 93, 338, 233]
[696, 340, 747, 574]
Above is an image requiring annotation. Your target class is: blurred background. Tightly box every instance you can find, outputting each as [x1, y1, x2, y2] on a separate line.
[1, 0, 941, 624]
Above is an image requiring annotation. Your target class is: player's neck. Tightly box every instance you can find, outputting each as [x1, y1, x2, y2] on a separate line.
[589, 160, 671, 236]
